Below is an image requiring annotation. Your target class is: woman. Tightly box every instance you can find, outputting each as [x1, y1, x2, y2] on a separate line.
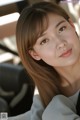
[9, 1, 80, 120]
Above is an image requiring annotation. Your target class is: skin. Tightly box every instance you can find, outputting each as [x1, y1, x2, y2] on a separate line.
[29, 14, 80, 95]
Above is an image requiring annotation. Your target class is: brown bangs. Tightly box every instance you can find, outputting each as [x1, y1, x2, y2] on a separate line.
[25, 10, 48, 50]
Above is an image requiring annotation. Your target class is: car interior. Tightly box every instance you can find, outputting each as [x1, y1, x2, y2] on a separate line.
[0, 0, 80, 117]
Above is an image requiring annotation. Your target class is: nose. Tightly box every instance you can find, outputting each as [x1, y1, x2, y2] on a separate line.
[49, 32, 67, 50]
[56, 38, 67, 50]
[57, 41, 67, 49]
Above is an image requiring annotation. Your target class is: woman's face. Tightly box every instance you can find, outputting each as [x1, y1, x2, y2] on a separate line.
[30, 14, 80, 67]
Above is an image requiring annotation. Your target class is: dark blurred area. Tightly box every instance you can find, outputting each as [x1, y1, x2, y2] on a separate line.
[0, 0, 80, 117]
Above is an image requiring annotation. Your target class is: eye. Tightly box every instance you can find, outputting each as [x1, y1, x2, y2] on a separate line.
[59, 26, 66, 33]
[40, 39, 49, 45]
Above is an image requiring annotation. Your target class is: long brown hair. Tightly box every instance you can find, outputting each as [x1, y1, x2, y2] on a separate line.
[16, 1, 70, 107]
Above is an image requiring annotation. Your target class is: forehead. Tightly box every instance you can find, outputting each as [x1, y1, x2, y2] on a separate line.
[47, 13, 66, 26]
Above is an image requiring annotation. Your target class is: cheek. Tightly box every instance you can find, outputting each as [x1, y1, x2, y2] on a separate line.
[71, 33, 80, 45]
[66, 29, 79, 44]
[36, 45, 55, 56]
[39, 50, 57, 65]
[40, 48, 56, 58]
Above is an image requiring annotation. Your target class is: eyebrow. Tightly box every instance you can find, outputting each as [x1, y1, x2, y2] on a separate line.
[55, 20, 66, 28]
[39, 20, 66, 38]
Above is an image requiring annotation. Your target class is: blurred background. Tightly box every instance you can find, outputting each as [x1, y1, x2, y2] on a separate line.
[0, 0, 80, 117]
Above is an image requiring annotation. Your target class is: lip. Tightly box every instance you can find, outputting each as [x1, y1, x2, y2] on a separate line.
[59, 49, 72, 57]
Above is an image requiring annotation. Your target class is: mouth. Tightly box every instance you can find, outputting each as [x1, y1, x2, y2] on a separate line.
[59, 48, 72, 57]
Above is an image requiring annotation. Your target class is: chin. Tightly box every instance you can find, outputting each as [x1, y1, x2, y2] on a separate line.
[65, 57, 80, 66]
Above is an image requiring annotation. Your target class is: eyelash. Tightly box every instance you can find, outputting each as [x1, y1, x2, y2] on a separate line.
[59, 26, 66, 33]
[40, 39, 49, 45]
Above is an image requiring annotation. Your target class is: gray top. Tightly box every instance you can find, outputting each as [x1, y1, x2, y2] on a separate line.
[8, 91, 80, 120]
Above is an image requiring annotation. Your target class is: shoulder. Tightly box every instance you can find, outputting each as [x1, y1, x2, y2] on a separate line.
[31, 94, 44, 119]
[42, 91, 80, 120]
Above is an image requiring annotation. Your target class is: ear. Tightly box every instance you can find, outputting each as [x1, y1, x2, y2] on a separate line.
[29, 49, 41, 61]
[68, 19, 75, 29]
